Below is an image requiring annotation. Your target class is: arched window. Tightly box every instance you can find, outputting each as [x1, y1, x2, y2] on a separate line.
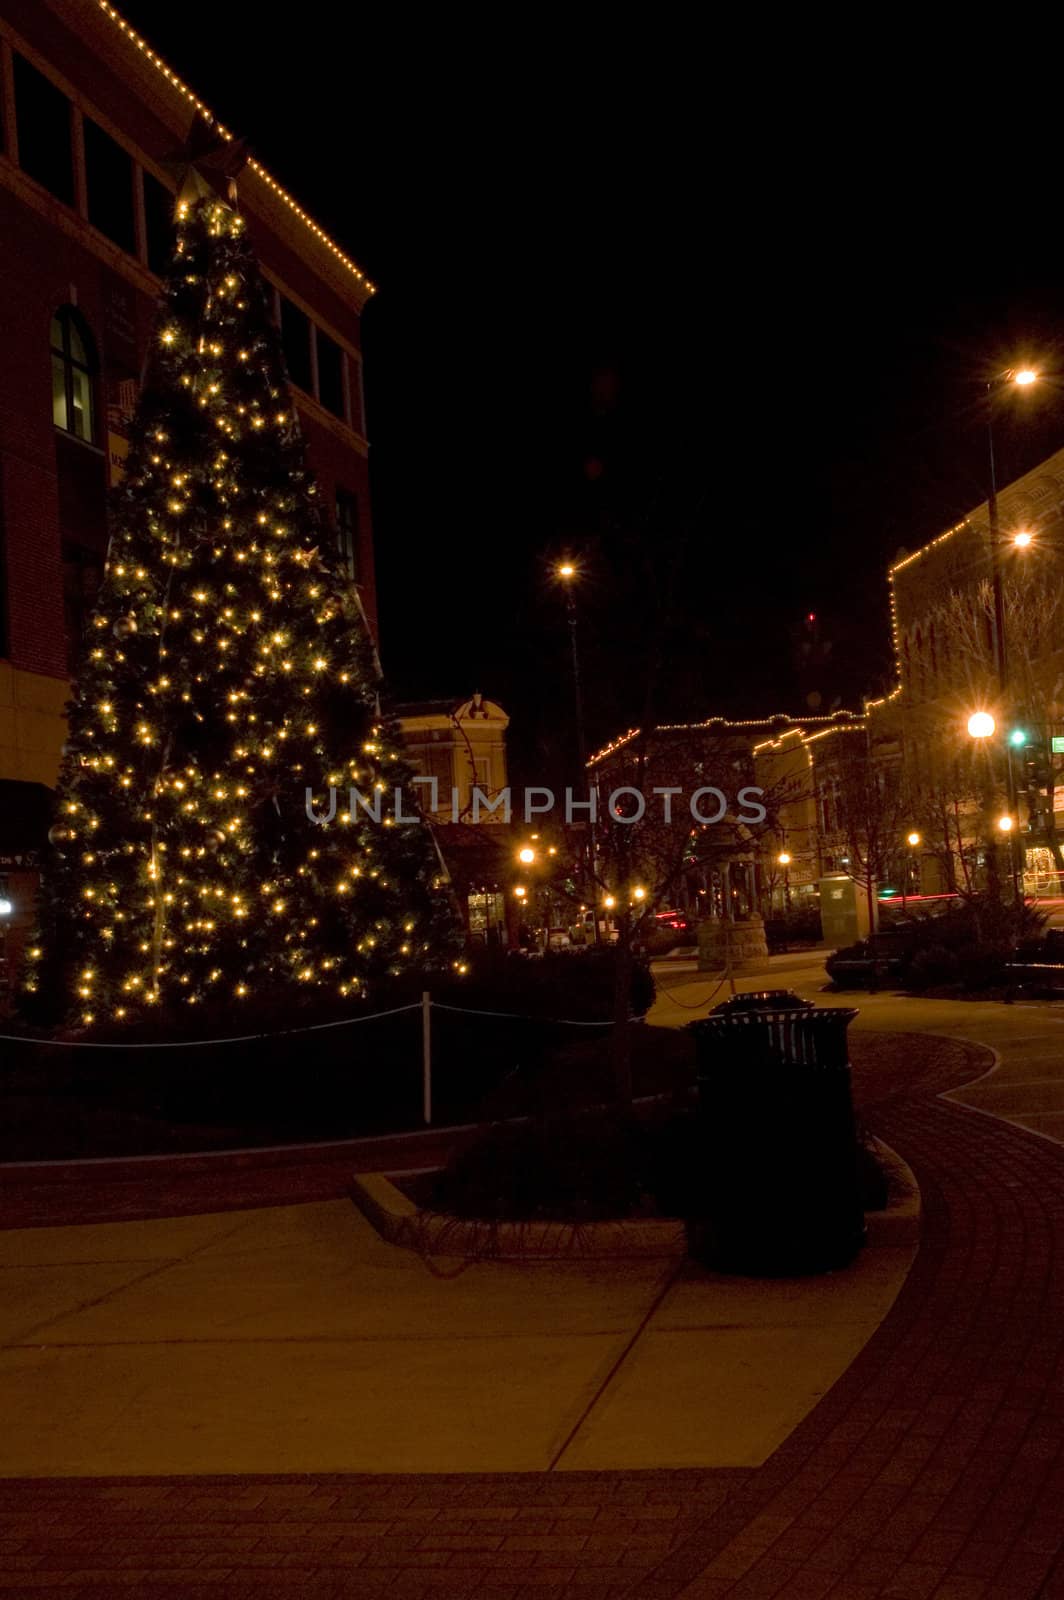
[50, 307, 96, 442]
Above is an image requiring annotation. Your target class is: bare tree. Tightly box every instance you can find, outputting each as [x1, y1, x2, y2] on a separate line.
[832, 732, 908, 935]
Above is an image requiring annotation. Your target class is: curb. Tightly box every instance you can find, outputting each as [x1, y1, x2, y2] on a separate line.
[351, 1173, 687, 1259]
[352, 1144, 922, 1260]
[864, 1137, 921, 1247]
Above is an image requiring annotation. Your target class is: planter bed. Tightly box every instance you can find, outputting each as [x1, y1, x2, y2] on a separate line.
[351, 1137, 919, 1261]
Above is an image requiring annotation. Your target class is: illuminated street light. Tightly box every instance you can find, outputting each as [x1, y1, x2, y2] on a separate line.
[1013, 369, 1038, 386]
[777, 851, 791, 866]
[1013, 529, 1033, 548]
[907, 832, 921, 848]
[514, 885, 527, 899]
[968, 711, 996, 739]
[557, 562, 576, 580]
[603, 894, 616, 909]
[632, 886, 646, 901]
[517, 846, 535, 864]
[998, 814, 1014, 833]
[0, 898, 11, 916]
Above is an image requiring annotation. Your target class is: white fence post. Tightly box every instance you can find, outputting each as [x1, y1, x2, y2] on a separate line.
[421, 990, 432, 1124]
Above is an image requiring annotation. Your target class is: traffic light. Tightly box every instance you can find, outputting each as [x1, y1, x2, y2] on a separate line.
[1009, 727, 1028, 747]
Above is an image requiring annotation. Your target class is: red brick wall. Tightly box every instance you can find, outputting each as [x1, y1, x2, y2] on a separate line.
[0, 0, 377, 674]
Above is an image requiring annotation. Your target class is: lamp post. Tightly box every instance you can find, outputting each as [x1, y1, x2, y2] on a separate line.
[903, 831, 921, 912]
[986, 368, 1037, 901]
[968, 710, 1022, 902]
[777, 850, 792, 912]
[556, 560, 601, 940]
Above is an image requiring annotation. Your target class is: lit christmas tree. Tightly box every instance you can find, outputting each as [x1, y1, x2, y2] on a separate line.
[25, 183, 459, 1030]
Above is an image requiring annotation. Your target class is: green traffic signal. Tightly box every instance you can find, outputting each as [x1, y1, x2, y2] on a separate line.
[1009, 728, 1028, 747]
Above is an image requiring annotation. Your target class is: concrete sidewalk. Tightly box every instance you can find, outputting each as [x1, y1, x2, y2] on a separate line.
[649, 950, 1064, 1146]
[0, 1192, 914, 1477]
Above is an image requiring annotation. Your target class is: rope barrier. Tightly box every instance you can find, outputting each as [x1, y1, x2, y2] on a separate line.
[0, 1003, 424, 1050]
[0, 999, 638, 1050]
[431, 1003, 622, 1028]
[657, 974, 731, 1010]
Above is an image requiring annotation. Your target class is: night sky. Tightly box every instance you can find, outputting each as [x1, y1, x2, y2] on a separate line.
[109, 11, 1064, 775]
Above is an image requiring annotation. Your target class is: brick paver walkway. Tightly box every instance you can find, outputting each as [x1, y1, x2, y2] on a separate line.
[3, 1034, 1064, 1597]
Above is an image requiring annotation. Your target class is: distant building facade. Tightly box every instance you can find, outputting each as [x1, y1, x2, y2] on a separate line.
[396, 695, 520, 945]
[866, 444, 1064, 895]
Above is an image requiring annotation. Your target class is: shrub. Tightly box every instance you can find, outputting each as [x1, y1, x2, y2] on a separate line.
[440, 945, 655, 1021]
[825, 941, 869, 980]
[904, 944, 961, 990]
[432, 1113, 650, 1222]
[955, 941, 1011, 991]
[765, 908, 822, 952]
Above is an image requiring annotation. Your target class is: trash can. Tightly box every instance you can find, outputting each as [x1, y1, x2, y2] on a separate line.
[710, 990, 814, 1016]
[687, 1006, 864, 1275]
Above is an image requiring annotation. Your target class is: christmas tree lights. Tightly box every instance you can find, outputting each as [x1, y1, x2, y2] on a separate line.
[26, 190, 458, 1029]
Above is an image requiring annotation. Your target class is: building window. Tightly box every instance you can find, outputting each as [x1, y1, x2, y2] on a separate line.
[280, 298, 313, 392]
[406, 745, 453, 803]
[467, 891, 507, 945]
[143, 171, 174, 276]
[336, 490, 359, 580]
[13, 54, 74, 206]
[84, 119, 136, 255]
[317, 329, 345, 419]
[62, 540, 103, 670]
[51, 308, 97, 443]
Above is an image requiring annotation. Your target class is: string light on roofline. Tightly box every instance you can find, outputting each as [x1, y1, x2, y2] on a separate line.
[94, 2, 376, 294]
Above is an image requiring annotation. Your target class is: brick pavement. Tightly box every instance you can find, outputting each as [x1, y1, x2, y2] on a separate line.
[2, 1034, 1064, 1596]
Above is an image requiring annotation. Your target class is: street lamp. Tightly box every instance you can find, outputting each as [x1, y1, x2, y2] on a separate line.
[903, 831, 921, 911]
[987, 367, 1038, 896]
[555, 558, 600, 941]
[998, 814, 1014, 833]
[1013, 529, 1033, 548]
[776, 851, 791, 912]
[517, 846, 535, 864]
[968, 711, 996, 740]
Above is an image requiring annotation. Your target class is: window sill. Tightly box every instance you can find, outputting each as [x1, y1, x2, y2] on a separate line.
[53, 428, 105, 457]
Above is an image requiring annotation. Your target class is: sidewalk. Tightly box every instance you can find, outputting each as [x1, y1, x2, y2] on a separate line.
[3, 958, 1064, 1595]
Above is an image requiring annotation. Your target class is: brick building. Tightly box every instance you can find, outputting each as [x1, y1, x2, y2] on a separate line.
[866, 445, 1064, 895]
[0, 0, 377, 970]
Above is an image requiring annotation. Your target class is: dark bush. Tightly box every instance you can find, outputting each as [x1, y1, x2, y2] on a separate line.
[438, 945, 654, 1021]
[825, 941, 869, 979]
[765, 908, 823, 953]
[904, 944, 961, 990]
[432, 1113, 651, 1222]
[955, 941, 1012, 991]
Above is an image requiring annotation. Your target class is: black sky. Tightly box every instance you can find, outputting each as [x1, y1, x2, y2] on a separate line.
[108, 11, 1064, 772]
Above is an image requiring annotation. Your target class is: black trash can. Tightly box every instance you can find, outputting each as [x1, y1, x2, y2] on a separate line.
[687, 1006, 864, 1276]
[710, 990, 814, 1016]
